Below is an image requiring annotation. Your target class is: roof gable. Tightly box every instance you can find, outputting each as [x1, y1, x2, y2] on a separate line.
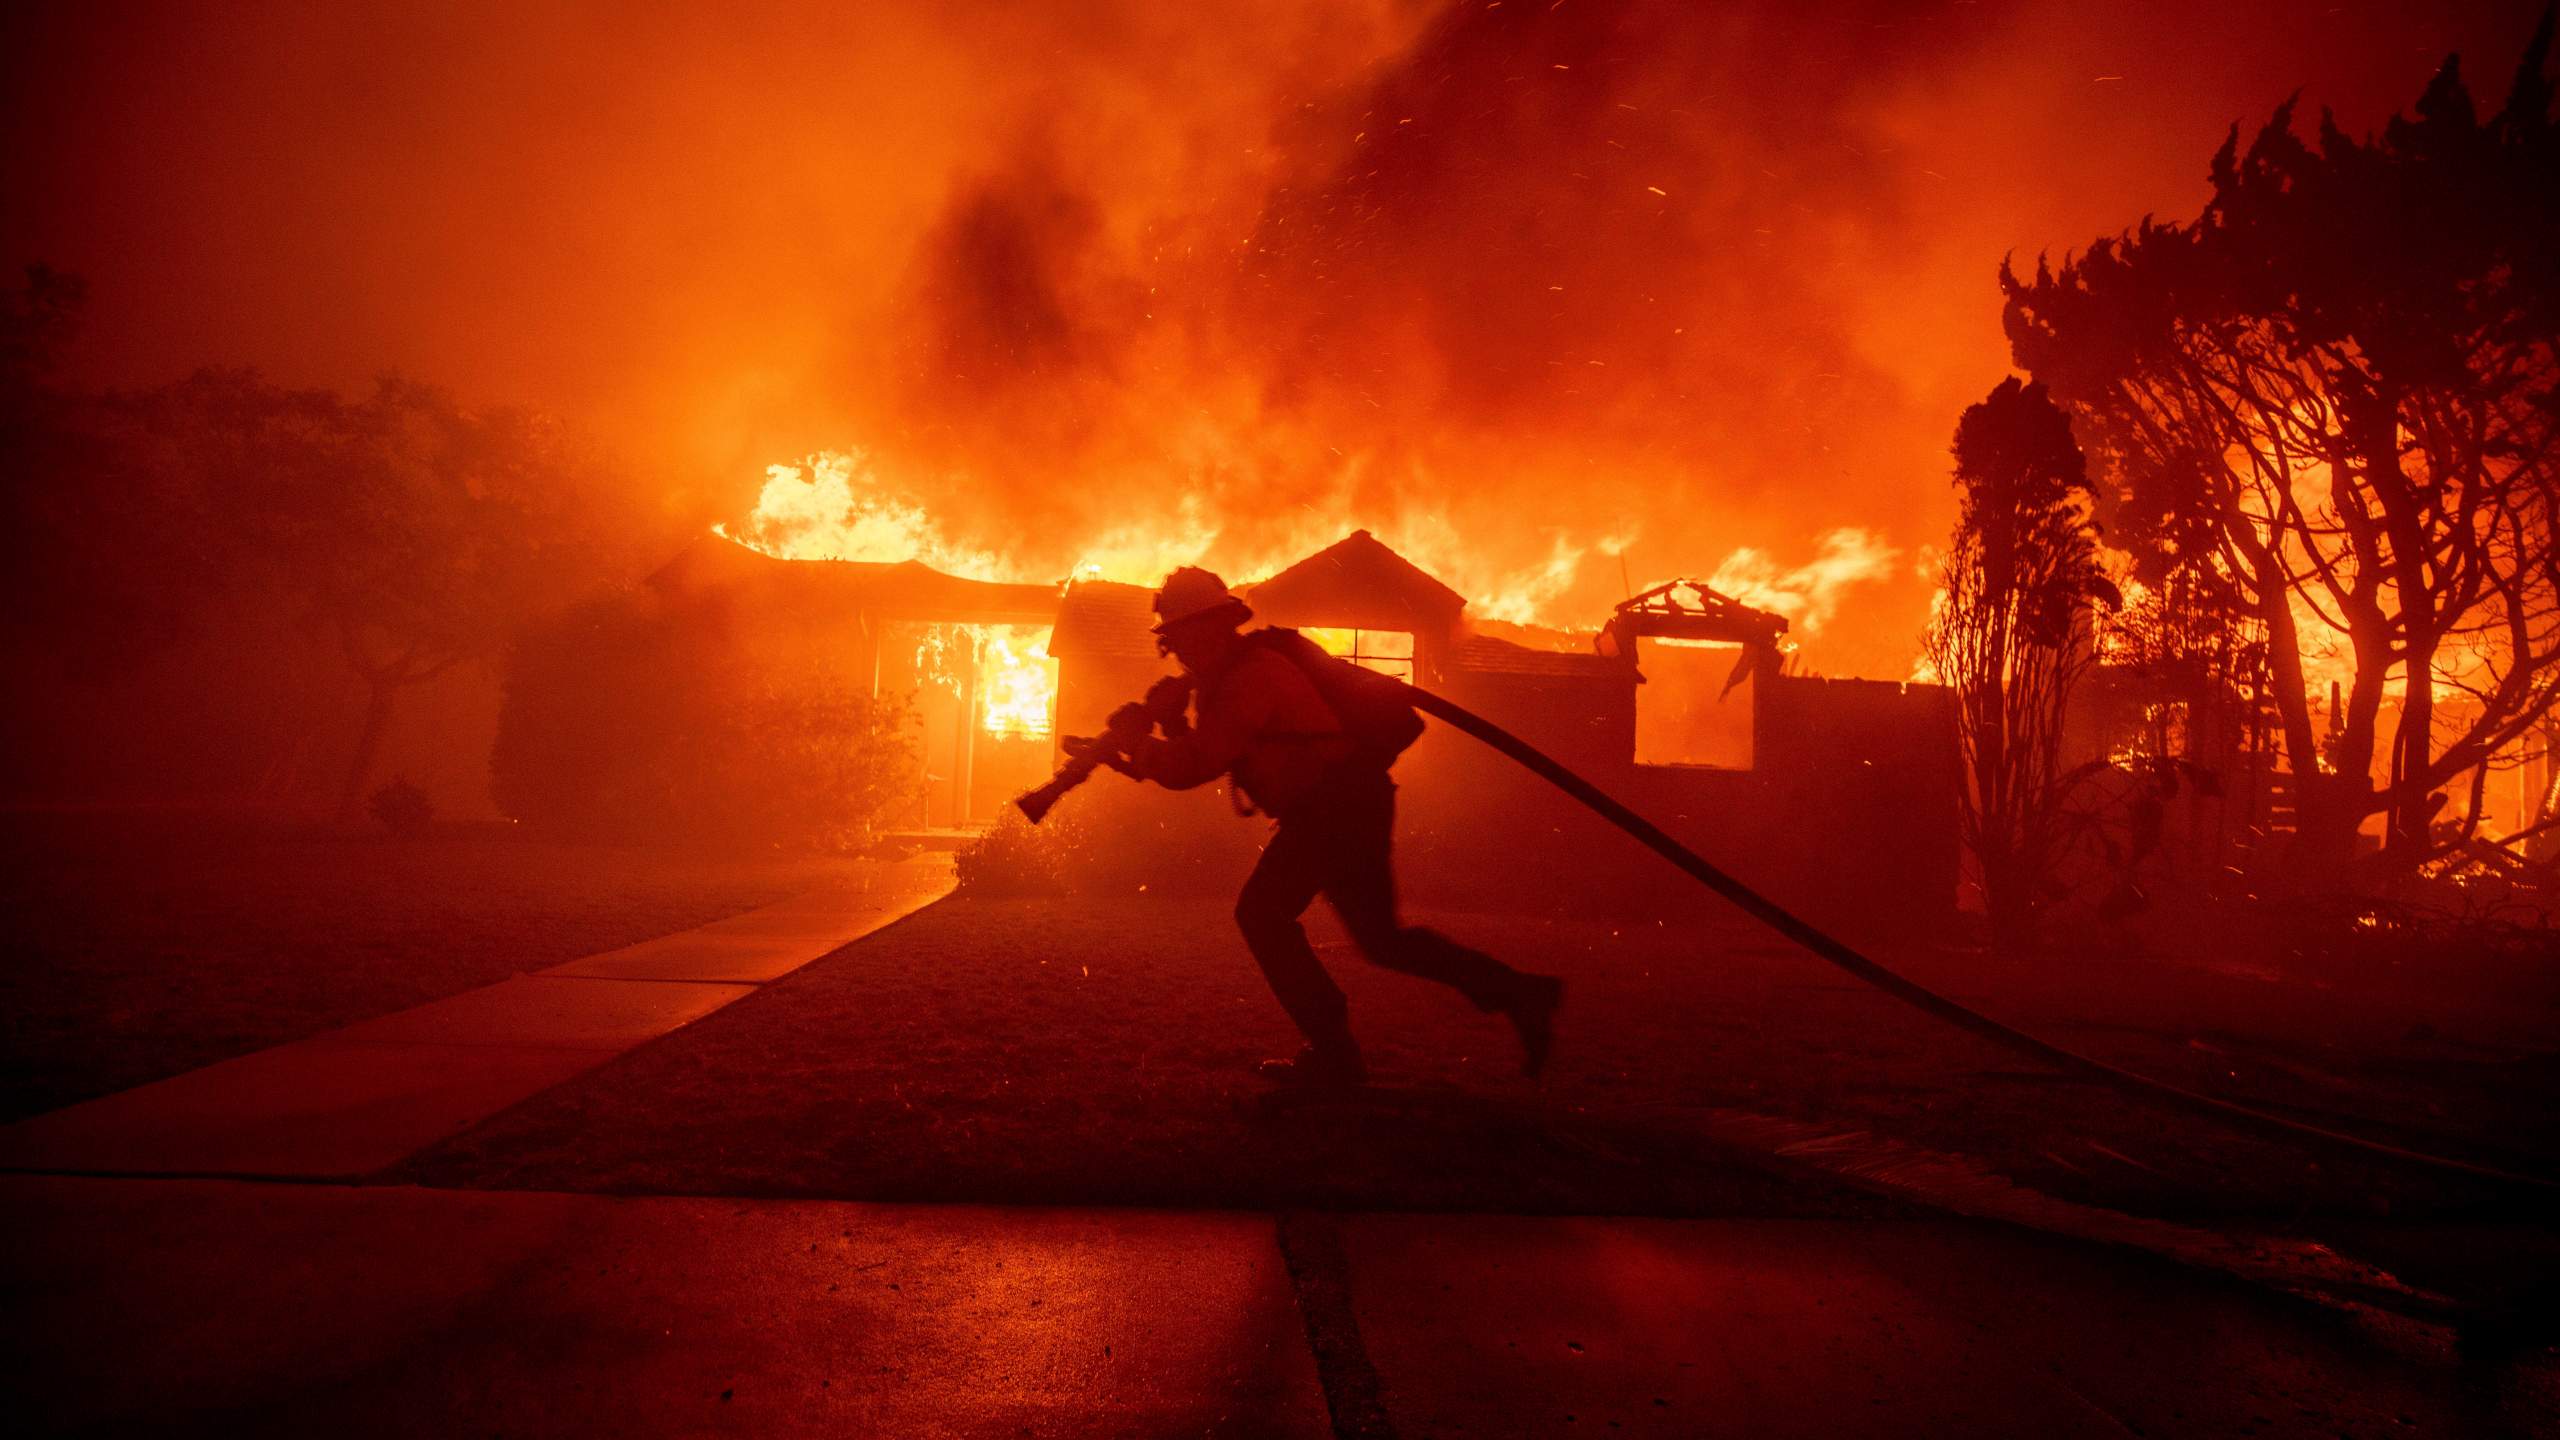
[1242, 530, 1467, 635]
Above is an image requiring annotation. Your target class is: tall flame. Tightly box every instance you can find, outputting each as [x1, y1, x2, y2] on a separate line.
[720, 448, 1899, 643]
[1705, 528, 1899, 636]
[718, 450, 1007, 579]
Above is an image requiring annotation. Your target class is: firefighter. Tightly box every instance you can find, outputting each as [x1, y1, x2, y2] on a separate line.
[1110, 566, 1564, 1086]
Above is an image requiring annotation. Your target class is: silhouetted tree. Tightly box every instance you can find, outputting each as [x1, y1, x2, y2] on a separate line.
[1925, 377, 2115, 944]
[293, 378, 616, 822]
[6, 334, 636, 816]
[2004, 15, 2560, 877]
[0, 276, 263, 677]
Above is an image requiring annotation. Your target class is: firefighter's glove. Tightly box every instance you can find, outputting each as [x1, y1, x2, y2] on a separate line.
[1062, 733, 1137, 776]
[1142, 675, 1193, 727]
[1104, 702, 1153, 743]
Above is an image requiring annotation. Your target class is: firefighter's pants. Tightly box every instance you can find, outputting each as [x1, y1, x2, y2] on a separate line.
[1234, 768, 1527, 1050]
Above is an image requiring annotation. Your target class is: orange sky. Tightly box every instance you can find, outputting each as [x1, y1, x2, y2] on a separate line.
[5, 0, 2547, 675]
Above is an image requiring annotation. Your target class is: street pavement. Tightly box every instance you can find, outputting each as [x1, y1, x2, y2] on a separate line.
[0, 1176, 1327, 1438]
[1, 862, 2550, 1437]
[4, 1174, 2546, 1438]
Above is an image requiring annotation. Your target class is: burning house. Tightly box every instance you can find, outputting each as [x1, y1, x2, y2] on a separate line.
[656, 524, 1955, 925]
[647, 536, 1064, 829]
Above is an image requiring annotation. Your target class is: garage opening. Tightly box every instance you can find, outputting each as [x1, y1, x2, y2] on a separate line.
[1635, 639, 1755, 770]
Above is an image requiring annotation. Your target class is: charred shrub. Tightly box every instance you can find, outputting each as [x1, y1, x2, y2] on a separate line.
[493, 596, 918, 851]
[366, 775, 435, 837]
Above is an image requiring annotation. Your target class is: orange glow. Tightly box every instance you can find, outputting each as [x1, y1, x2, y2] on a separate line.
[1302, 627, 1416, 680]
[25, 5, 2515, 680]
[720, 448, 1900, 641]
[908, 622, 1059, 739]
[977, 627, 1058, 738]
[718, 451, 1006, 580]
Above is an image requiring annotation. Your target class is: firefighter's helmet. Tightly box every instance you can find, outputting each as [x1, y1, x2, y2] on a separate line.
[1150, 566, 1253, 633]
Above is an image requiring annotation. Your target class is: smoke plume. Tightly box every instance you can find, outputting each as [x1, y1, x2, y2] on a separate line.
[6, 0, 2547, 674]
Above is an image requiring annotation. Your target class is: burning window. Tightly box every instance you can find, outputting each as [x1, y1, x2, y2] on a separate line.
[1635, 639, 1755, 770]
[1302, 627, 1416, 682]
[909, 623, 1058, 738]
[975, 626, 1057, 738]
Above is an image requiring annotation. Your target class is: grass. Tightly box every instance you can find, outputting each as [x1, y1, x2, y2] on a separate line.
[0, 816, 862, 1122]
[399, 889, 2560, 1223]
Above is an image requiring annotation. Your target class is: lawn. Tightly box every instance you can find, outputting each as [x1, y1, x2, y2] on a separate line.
[400, 888, 2560, 1226]
[0, 816, 864, 1122]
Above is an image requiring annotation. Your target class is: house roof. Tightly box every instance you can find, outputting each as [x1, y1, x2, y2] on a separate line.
[648, 535, 1061, 625]
[847, 559, 1063, 624]
[1047, 579, 1161, 660]
[1452, 634, 1623, 679]
[1241, 529, 1468, 635]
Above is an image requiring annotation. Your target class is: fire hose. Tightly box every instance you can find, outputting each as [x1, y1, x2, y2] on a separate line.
[1021, 681, 2558, 1195]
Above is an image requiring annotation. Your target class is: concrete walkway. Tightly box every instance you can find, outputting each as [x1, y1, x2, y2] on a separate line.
[0, 856, 954, 1179]
[3, 1175, 2539, 1438]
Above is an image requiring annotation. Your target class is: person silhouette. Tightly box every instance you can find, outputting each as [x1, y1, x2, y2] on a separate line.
[1107, 566, 1564, 1086]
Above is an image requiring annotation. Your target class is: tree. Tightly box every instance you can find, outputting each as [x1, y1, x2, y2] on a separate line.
[1925, 377, 2116, 943]
[2003, 16, 2560, 877]
[3, 269, 665, 815]
[11, 360, 631, 816]
[294, 378, 623, 822]
[0, 287, 289, 684]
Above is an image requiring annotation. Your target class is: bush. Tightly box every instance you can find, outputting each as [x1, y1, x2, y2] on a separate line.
[366, 775, 435, 837]
[952, 807, 1081, 897]
[492, 596, 918, 851]
[953, 774, 1257, 899]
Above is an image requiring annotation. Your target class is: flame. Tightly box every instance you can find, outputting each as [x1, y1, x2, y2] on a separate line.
[721, 449, 1898, 650]
[1704, 528, 1899, 636]
[1301, 626, 1416, 678]
[910, 622, 1058, 738]
[977, 626, 1057, 738]
[1391, 520, 1637, 627]
[717, 450, 1007, 579]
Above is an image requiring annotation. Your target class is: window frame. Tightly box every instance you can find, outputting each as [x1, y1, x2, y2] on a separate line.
[1304, 626, 1417, 683]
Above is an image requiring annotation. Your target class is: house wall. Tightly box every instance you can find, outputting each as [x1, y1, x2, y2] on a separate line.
[1053, 617, 1957, 932]
[1055, 654, 1172, 748]
[1407, 668, 1957, 935]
